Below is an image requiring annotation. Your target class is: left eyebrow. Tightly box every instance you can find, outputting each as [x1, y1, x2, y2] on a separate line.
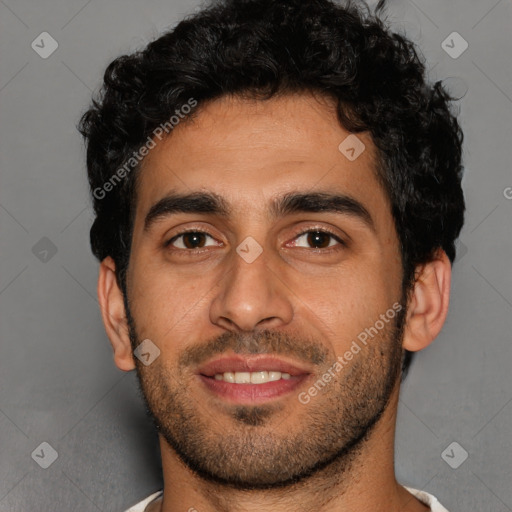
[143, 190, 375, 233]
[270, 191, 375, 232]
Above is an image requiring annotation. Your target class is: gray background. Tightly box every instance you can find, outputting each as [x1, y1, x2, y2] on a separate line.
[0, 0, 511, 510]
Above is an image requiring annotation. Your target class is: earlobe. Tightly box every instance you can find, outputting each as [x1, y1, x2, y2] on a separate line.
[97, 257, 136, 371]
[402, 249, 452, 352]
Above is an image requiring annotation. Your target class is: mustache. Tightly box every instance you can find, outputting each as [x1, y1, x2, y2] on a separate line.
[178, 329, 329, 368]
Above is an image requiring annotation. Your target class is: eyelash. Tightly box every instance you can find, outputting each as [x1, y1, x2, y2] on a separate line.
[164, 227, 346, 254]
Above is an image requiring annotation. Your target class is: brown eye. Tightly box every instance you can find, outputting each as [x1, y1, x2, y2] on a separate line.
[292, 230, 343, 249]
[307, 231, 331, 248]
[167, 231, 217, 250]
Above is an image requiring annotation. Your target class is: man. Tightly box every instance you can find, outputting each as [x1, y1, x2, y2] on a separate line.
[79, 0, 465, 510]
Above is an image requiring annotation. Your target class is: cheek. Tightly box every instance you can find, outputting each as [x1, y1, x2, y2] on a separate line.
[127, 260, 207, 343]
[301, 258, 401, 348]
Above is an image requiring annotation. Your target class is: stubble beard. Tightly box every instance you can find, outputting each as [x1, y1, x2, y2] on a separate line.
[126, 303, 405, 490]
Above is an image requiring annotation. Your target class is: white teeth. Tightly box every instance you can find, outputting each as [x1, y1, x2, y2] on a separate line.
[251, 371, 268, 384]
[223, 372, 235, 383]
[212, 371, 293, 384]
[268, 371, 282, 382]
[234, 372, 251, 384]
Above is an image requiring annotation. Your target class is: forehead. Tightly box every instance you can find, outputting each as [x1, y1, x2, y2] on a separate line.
[134, 93, 389, 227]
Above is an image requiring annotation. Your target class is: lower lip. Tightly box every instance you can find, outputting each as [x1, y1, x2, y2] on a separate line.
[198, 375, 308, 404]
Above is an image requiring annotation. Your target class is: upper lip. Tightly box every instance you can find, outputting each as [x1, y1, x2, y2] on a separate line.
[197, 354, 313, 377]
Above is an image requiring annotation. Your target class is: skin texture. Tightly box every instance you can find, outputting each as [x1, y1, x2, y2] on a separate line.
[98, 93, 451, 511]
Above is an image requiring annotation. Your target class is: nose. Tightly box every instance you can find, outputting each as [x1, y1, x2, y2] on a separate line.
[209, 244, 294, 332]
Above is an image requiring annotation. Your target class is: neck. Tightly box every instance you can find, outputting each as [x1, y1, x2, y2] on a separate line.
[154, 383, 428, 512]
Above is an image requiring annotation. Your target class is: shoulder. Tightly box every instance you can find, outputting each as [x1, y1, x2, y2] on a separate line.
[404, 486, 450, 512]
[123, 490, 163, 512]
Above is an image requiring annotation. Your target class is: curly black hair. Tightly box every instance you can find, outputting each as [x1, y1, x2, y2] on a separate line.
[79, 0, 465, 378]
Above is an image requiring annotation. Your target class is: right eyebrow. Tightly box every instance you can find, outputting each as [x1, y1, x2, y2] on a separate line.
[144, 191, 231, 232]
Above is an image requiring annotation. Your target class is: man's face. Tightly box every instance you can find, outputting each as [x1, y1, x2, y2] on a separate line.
[125, 93, 405, 487]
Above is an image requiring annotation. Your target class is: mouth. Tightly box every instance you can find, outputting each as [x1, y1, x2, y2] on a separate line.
[197, 355, 313, 404]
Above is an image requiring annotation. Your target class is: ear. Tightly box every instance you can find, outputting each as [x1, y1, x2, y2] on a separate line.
[402, 249, 452, 352]
[97, 257, 136, 371]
